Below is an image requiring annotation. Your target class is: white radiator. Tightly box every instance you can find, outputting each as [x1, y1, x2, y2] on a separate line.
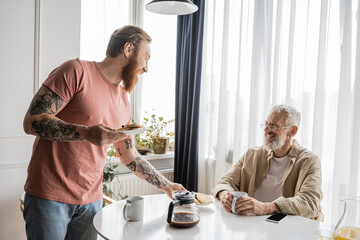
[107, 169, 174, 200]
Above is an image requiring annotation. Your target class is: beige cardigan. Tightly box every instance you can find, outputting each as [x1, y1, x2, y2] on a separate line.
[212, 141, 322, 218]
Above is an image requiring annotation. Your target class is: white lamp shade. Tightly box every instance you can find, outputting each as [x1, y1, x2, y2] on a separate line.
[145, 0, 198, 15]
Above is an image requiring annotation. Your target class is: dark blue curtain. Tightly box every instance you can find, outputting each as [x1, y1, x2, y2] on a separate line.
[174, 0, 205, 191]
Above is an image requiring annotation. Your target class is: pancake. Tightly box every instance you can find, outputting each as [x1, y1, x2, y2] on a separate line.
[194, 193, 214, 204]
[117, 123, 144, 131]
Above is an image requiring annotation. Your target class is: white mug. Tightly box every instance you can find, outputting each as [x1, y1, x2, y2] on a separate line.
[231, 191, 248, 213]
[123, 196, 144, 221]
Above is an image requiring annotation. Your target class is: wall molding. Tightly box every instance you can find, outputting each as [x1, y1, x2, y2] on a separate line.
[0, 134, 34, 139]
[0, 162, 29, 170]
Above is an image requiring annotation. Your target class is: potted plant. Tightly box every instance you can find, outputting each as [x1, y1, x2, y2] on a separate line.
[136, 112, 175, 154]
[103, 144, 128, 202]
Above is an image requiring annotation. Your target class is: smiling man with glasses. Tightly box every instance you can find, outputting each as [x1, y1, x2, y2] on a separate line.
[212, 104, 323, 219]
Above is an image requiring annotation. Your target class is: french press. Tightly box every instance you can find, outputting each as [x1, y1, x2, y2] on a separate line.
[167, 190, 200, 228]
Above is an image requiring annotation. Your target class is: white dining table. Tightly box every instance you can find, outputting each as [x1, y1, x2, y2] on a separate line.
[93, 194, 333, 240]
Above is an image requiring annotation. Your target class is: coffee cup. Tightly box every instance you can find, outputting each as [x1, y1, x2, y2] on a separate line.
[231, 191, 248, 213]
[123, 196, 144, 221]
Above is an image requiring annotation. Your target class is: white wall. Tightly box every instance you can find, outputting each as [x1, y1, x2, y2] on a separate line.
[39, 0, 81, 84]
[0, 0, 81, 239]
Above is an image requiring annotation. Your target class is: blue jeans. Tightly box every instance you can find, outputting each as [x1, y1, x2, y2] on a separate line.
[23, 193, 102, 240]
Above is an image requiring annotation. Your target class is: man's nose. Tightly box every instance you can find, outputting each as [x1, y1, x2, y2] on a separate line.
[264, 126, 271, 133]
[143, 61, 148, 73]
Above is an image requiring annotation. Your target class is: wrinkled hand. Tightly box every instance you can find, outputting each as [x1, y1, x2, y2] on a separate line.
[81, 124, 127, 146]
[235, 196, 268, 215]
[163, 182, 186, 199]
[219, 191, 234, 212]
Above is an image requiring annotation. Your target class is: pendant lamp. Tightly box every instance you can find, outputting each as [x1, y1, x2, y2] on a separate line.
[145, 0, 198, 15]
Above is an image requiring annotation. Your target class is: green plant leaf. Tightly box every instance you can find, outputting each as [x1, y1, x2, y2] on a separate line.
[107, 149, 114, 157]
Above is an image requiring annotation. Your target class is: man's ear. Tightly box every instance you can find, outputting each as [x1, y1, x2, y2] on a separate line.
[290, 126, 298, 137]
[123, 42, 134, 58]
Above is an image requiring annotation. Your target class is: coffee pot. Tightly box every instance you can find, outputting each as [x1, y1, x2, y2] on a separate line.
[167, 190, 200, 228]
[333, 196, 360, 240]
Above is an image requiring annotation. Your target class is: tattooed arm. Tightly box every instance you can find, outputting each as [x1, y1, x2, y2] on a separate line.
[114, 136, 185, 198]
[23, 86, 126, 146]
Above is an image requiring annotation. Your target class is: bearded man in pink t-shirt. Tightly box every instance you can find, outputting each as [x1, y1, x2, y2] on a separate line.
[22, 25, 184, 240]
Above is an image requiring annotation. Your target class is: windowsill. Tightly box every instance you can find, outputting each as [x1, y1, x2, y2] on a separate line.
[106, 152, 174, 175]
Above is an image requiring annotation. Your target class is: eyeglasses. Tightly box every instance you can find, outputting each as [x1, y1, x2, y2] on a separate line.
[260, 123, 293, 131]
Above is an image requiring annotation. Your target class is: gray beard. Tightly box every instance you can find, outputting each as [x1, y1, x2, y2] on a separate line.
[264, 135, 285, 151]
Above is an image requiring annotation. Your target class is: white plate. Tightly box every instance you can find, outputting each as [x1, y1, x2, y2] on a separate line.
[118, 128, 145, 135]
[196, 202, 214, 207]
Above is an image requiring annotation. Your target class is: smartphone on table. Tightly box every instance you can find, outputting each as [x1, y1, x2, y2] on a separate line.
[266, 212, 287, 223]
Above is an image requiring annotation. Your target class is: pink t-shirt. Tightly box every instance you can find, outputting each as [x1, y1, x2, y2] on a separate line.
[25, 59, 132, 205]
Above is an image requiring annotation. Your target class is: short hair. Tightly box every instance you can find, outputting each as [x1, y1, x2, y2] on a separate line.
[106, 25, 152, 57]
[269, 104, 301, 127]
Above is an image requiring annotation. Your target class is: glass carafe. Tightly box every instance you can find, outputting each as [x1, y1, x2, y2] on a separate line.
[167, 190, 200, 228]
[333, 196, 360, 240]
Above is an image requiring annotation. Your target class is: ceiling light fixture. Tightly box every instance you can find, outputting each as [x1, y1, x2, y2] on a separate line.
[145, 0, 198, 15]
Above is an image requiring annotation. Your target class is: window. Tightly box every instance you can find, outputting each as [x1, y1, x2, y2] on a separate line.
[80, 0, 130, 62]
[141, 8, 177, 123]
[199, 0, 360, 225]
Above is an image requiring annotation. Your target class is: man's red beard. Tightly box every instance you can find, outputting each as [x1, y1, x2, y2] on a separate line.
[122, 54, 140, 93]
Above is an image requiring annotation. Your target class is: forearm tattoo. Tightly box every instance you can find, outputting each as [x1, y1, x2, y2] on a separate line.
[127, 156, 168, 189]
[117, 148, 123, 156]
[28, 87, 80, 140]
[126, 161, 136, 172]
[125, 139, 132, 149]
[31, 118, 80, 140]
[30, 87, 64, 115]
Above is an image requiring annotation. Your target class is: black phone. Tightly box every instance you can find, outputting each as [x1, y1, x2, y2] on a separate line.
[266, 212, 287, 223]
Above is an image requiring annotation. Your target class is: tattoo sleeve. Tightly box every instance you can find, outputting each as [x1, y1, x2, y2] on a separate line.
[126, 156, 168, 189]
[31, 118, 80, 140]
[29, 87, 64, 115]
[28, 86, 81, 141]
